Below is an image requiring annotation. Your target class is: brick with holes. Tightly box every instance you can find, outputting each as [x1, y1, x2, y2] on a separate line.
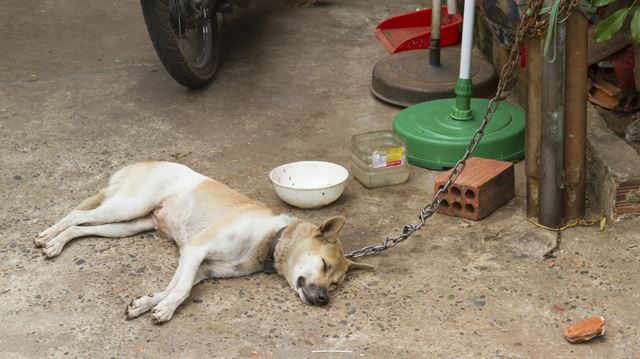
[433, 157, 515, 220]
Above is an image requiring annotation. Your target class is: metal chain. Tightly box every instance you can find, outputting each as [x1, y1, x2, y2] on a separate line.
[346, 0, 566, 259]
[527, 0, 580, 38]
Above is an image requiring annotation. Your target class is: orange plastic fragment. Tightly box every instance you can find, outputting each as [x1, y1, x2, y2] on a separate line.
[564, 316, 606, 343]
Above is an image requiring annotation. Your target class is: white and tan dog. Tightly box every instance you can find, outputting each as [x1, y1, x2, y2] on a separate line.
[35, 161, 371, 323]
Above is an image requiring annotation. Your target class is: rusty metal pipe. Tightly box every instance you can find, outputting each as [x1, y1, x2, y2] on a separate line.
[562, 12, 588, 220]
[526, 36, 543, 218]
[430, 0, 442, 67]
[538, 23, 566, 228]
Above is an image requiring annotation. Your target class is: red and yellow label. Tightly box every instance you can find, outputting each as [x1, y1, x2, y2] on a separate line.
[372, 146, 404, 169]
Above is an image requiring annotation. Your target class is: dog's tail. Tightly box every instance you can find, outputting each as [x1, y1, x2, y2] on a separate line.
[73, 164, 134, 211]
[75, 190, 106, 211]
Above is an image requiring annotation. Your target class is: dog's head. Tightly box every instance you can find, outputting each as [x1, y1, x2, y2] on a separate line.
[275, 216, 373, 306]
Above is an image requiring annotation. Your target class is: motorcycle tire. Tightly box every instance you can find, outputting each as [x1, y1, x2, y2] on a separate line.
[141, 0, 221, 89]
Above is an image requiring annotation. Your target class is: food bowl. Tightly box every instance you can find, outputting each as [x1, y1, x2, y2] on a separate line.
[269, 161, 349, 209]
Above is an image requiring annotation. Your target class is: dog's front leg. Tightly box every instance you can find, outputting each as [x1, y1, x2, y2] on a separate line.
[151, 245, 208, 324]
[127, 265, 210, 320]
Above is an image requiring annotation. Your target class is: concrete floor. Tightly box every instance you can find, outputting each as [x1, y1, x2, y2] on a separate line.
[1, 0, 639, 357]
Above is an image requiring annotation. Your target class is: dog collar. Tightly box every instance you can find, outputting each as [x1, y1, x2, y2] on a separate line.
[263, 226, 287, 275]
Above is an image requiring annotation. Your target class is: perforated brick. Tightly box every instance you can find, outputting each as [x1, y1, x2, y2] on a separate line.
[434, 157, 515, 220]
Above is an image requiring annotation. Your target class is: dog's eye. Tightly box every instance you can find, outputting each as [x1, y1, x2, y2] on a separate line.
[322, 258, 330, 272]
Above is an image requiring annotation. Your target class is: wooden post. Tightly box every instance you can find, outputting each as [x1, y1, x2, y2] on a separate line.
[526, 36, 543, 218]
[563, 11, 588, 219]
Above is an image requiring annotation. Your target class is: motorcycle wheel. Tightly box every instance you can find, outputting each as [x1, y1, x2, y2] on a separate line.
[141, 0, 221, 88]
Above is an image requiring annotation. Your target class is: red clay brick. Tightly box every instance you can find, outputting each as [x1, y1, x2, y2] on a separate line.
[434, 157, 515, 220]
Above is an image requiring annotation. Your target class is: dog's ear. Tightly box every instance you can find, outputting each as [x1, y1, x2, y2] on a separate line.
[347, 259, 375, 272]
[317, 216, 346, 243]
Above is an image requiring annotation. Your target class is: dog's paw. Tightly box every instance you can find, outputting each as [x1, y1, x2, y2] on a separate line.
[151, 302, 175, 324]
[126, 295, 156, 319]
[33, 237, 45, 248]
[34, 231, 53, 248]
[41, 240, 64, 258]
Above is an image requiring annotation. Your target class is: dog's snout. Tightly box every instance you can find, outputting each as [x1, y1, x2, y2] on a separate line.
[297, 278, 330, 306]
[316, 290, 329, 306]
[308, 285, 329, 306]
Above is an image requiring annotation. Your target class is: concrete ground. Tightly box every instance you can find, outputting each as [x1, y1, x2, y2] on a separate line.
[1, 0, 639, 358]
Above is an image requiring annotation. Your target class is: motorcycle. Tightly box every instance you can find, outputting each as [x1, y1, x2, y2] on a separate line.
[140, 0, 315, 89]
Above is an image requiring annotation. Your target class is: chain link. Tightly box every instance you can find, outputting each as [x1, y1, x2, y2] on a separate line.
[346, 0, 574, 259]
[527, 0, 580, 38]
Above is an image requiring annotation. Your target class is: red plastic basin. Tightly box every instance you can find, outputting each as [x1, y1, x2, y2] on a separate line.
[375, 6, 462, 53]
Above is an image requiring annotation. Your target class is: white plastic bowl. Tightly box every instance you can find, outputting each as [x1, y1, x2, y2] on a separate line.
[269, 161, 349, 209]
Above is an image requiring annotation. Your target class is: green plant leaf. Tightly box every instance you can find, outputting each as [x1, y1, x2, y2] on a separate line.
[632, 7, 640, 43]
[590, 0, 618, 7]
[594, 7, 633, 43]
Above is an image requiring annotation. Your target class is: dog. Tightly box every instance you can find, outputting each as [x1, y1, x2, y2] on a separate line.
[35, 161, 372, 323]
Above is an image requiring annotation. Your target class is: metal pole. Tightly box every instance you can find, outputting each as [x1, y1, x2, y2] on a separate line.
[430, 0, 442, 66]
[538, 23, 566, 227]
[562, 12, 588, 219]
[450, 0, 475, 121]
[526, 36, 543, 218]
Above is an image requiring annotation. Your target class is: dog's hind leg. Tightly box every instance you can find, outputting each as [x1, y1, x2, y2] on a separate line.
[41, 215, 156, 258]
[126, 265, 210, 320]
[37, 162, 202, 247]
[37, 163, 161, 246]
[35, 190, 105, 247]
[36, 194, 157, 248]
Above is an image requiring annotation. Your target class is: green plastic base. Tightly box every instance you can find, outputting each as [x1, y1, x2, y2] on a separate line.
[393, 98, 525, 170]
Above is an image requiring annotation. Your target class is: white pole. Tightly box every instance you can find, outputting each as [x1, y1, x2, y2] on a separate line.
[458, 0, 475, 80]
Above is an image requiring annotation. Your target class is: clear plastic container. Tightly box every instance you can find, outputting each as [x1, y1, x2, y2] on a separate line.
[351, 130, 410, 188]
